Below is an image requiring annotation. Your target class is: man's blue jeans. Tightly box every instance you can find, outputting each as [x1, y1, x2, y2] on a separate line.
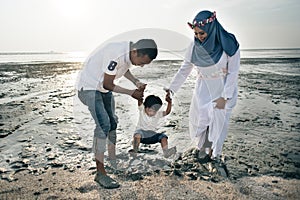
[78, 89, 117, 140]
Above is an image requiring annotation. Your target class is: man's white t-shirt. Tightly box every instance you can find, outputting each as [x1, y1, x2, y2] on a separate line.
[77, 41, 131, 92]
[136, 105, 164, 131]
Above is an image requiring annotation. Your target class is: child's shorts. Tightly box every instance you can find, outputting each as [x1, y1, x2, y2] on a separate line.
[134, 129, 168, 144]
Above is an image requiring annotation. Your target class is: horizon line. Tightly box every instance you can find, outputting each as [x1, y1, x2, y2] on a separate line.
[0, 47, 300, 54]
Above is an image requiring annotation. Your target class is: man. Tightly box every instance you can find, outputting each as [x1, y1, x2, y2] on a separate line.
[77, 39, 157, 189]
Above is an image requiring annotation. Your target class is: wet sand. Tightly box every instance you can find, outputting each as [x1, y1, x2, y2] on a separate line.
[0, 60, 299, 199]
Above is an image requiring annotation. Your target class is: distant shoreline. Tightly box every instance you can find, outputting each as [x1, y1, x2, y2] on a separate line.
[1, 48, 300, 54]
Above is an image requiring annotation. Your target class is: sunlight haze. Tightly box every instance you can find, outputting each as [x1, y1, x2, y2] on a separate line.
[0, 0, 299, 53]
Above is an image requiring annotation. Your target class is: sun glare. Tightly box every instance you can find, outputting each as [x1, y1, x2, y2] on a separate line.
[56, 0, 86, 19]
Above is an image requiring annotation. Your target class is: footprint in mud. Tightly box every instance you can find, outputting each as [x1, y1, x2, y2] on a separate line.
[138, 148, 158, 155]
[77, 182, 98, 193]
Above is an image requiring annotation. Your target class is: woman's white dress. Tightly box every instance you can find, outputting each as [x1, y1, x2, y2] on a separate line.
[169, 43, 240, 157]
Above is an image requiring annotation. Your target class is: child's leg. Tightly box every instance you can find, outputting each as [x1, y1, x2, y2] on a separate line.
[159, 135, 177, 158]
[133, 133, 141, 152]
[160, 137, 168, 150]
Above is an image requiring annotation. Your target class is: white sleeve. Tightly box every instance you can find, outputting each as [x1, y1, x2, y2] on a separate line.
[138, 104, 143, 111]
[105, 60, 118, 75]
[222, 49, 240, 99]
[154, 110, 164, 119]
[168, 43, 194, 93]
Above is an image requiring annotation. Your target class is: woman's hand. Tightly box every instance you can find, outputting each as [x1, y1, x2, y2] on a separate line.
[165, 90, 172, 103]
[214, 97, 227, 109]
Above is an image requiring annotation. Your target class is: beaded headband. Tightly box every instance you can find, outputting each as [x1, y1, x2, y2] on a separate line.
[188, 11, 216, 29]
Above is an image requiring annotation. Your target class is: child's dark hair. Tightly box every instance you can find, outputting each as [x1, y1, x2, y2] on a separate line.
[132, 39, 158, 60]
[144, 95, 162, 111]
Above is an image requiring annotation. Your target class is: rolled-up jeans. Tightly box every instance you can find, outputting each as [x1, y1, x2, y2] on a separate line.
[78, 89, 117, 152]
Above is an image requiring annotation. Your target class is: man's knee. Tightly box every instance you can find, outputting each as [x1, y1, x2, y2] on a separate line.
[101, 123, 111, 134]
[110, 119, 117, 131]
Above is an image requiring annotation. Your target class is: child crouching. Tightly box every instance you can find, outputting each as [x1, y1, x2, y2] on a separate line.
[129, 91, 176, 158]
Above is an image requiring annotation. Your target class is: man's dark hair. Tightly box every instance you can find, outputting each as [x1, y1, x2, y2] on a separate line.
[132, 39, 158, 60]
[144, 95, 162, 111]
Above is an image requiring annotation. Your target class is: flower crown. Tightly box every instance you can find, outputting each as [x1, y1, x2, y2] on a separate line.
[188, 11, 216, 29]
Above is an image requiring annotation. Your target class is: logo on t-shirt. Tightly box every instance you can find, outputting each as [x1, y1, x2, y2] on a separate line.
[108, 61, 117, 71]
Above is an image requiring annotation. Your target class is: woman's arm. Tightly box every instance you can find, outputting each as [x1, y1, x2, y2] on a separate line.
[168, 43, 194, 93]
[215, 49, 240, 109]
[222, 49, 240, 100]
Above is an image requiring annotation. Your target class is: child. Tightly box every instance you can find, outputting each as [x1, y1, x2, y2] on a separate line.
[129, 91, 177, 158]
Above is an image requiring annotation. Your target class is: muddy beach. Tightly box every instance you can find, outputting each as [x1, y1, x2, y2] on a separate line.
[0, 57, 299, 199]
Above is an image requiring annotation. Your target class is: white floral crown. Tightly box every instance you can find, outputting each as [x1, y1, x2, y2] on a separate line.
[188, 11, 216, 29]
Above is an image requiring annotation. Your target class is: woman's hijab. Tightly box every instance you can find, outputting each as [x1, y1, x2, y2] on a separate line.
[188, 11, 239, 67]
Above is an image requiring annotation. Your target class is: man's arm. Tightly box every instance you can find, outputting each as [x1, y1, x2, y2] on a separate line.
[124, 70, 139, 85]
[103, 73, 144, 101]
[124, 70, 147, 89]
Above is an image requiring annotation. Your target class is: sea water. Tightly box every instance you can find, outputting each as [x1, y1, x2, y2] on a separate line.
[1, 48, 299, 64]
[240, 49, 300, 76]
[0, 48, 299, 99]
[0, 48, 299, 95]
[0, 51, 87, 64]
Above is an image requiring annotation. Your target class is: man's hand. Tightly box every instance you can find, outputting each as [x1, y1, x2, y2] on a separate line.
[135, 82, 146, 103]
[136, 81, 147, 91]
[131, 89, 144, 102]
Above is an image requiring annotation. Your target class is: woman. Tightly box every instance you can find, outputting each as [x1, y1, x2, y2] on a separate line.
[168, 10, 240, 160]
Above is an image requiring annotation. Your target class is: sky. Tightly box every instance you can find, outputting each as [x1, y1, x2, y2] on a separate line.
[0, 0, 300, 53]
